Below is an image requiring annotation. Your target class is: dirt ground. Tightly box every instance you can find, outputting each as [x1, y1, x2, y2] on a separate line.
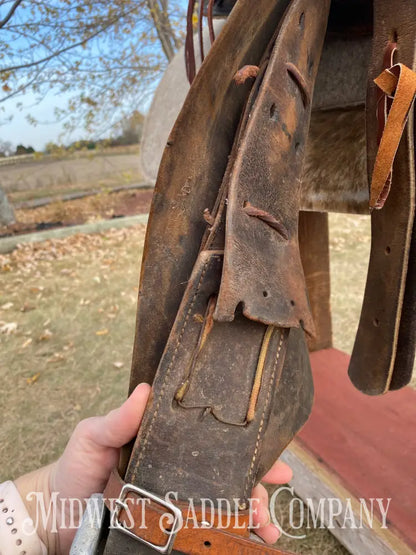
[2, 147, 142, 202]
[1, 188, 154, 237]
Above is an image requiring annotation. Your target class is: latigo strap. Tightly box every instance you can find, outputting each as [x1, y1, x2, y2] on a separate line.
[349, 0, 416, 394]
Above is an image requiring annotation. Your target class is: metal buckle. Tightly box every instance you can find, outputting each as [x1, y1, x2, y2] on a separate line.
[110, 483, 183, 554]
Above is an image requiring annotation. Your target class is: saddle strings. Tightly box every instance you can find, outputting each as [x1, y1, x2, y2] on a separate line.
[185, 0, 216, 84]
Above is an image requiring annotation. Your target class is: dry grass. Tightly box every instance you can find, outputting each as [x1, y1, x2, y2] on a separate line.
[329, 213, 371, 353]
[13, 190, 153, 226]
[0, 226, 145, 478]
[0, 212, 412, 553]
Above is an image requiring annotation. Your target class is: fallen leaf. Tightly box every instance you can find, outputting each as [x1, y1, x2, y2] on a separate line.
[21, 303, 36, 312]
[22, 338, 33, 348]
[95, 328, 109, 336]
[26, 373, 40, 385]
[113, 361, 124, 369]
[0, 322, 17, 334]
[39, 329, 53, 341]
[1, 302, 13, 310]
[47, 352, 65, 363]
[30, 286, 44, 293]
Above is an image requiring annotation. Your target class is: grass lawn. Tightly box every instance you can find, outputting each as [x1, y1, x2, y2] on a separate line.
[0, 227, 145, 478]
[0, 212, 408, 554]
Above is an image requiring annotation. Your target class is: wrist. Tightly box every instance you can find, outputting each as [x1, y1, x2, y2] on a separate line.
[0, 479, 47, 555]
[14, 462, 60, 553]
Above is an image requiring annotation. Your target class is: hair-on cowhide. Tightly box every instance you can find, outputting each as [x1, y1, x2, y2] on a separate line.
[301, 107, 368, 215]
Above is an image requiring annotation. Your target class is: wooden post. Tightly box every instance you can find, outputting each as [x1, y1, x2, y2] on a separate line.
[298, 211, 332, 351]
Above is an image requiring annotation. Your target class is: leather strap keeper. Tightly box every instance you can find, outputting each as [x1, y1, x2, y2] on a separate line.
[103, 470, 291, 555]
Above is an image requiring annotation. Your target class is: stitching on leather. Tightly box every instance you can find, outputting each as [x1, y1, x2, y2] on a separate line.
[132, 254, 217, 480]
[243, 331, 284, 499]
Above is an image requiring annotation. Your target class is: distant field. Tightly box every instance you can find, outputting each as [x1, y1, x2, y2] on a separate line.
[2, 146, 143, 203]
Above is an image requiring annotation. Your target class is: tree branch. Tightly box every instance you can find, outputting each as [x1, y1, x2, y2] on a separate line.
[146, 0, 179, 61]
[0, 5, 139, 74]
[0, 0, 24, 29]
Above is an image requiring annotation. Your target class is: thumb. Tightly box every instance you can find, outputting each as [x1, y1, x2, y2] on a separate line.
[92, 383, 151, 448]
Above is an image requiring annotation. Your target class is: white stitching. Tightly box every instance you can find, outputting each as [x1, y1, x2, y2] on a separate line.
[243, 331, 284, 499]
[132, 254, 219, 480]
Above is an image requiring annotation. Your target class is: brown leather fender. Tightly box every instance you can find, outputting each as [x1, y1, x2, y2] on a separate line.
[129, 0, 293, 391]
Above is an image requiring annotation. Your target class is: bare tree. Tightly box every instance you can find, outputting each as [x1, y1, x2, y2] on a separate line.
[0, 0, 185, 134]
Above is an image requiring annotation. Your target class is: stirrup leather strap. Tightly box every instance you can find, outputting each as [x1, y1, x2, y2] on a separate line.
[103, 470, 292, 555]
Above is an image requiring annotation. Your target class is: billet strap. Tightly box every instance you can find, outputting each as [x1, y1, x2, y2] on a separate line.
[370, 63, 416, 209]
[349, 0, 416, 394]
[103, 470, 292, 555]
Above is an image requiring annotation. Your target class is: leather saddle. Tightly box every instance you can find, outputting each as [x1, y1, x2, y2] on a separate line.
[99, 1, 416, 553]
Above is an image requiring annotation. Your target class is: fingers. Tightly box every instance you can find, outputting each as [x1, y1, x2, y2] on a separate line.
[251, 483, 270, 527]
[251, 459, 293, 545]
[262, 459, 293, 484]
[255, 522, 281, 544]
[251, 483, 280, 544]
[91, 383, 151, 448]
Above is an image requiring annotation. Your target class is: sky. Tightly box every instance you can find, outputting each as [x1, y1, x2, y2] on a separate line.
[0, 1, 191, 153]
[2, 87, 154, 152]
[3, 91, 85, 151]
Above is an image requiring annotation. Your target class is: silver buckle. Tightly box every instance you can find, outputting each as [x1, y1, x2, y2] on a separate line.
[110, 484, 183, 554]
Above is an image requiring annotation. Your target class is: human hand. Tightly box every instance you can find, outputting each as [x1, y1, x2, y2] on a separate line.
[251, 460, 293, 544]
[51, 382, 152, 552]
[16, 382, 292, 553]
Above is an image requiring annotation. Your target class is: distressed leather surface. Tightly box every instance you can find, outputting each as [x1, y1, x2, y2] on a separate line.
[215, 1, 329, 334]
[349, 0, 416, 394]
[103, 1, 329, 553]
[126, 251, 311, 503]
[102, 0, 416, 553]
[129, 0, 292, 392]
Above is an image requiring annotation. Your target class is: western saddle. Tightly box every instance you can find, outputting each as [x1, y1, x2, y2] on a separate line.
[94, 1, 416, 553]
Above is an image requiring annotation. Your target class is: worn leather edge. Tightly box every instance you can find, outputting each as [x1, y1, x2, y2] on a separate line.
[128, 0, 292, 392]
[215, 0, 331, 334]
[349, 0, 416, 394]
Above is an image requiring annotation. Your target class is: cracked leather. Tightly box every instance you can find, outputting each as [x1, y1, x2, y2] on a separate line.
[215, 1, 327, 335]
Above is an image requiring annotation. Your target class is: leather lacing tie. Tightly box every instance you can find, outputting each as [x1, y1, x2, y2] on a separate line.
[371, 61, 416, 209]
[175, 295, 277, 425]
[185, 0, 216, 84]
